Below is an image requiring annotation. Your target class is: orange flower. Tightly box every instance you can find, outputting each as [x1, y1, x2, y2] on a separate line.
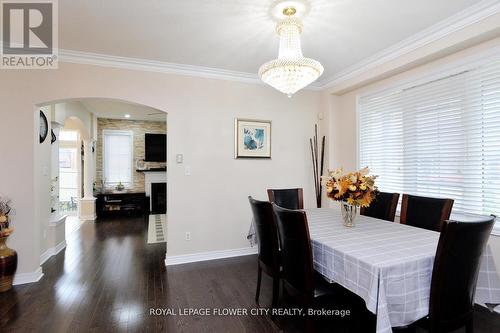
[325, 167, 378, 207]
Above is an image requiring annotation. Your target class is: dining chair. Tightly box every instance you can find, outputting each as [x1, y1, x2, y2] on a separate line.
[272, 203, 370, 332]
[267, 188, 304, 210]
[400, 194, 454, 231]
[417, 215, 495, 333]
[248, 196, 281, 309]
[360, 192, 400, 222]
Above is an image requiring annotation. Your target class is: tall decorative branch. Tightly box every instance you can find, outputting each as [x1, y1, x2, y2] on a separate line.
[310, 124, 326, 208]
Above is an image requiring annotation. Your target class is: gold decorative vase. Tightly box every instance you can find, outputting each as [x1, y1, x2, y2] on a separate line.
[0, 235, 18, 292]
[341, 202, 358, 227]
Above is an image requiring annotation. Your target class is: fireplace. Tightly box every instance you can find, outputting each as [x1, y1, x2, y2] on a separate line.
[151, 182, 166, 214]
[143, 170, 167, 214]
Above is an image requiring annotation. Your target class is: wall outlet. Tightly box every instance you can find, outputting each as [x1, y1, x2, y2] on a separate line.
[176, 154, 183, 164]
[185, 232, 191, 241]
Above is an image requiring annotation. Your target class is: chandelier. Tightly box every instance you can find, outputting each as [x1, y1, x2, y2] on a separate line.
[259, 6, 323, 97]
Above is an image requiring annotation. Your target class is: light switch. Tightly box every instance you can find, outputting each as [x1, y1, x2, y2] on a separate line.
[184, 166, 191, 176]
[176, 154, 183, 164]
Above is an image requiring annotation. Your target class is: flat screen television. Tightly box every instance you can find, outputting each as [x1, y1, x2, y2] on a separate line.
[145, 133, 166, 162]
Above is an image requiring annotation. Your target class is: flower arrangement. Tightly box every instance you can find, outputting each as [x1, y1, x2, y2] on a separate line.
[325, 167, 378, 207]
[0, 196, 13, 237]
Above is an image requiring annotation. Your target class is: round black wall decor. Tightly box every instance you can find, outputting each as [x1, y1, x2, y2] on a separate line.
[39, 110, 48, 143]
[51, 129, 57, 144]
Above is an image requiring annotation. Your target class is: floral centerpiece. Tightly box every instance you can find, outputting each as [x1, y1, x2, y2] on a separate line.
[325, 167, 378, 227]
[0, 196, 13, 237]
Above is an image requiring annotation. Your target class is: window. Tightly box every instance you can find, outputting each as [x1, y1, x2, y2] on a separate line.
[358, 58, 500, 218]
[58, 130, 79, 213]
[59, 130, 78, 141]
[103, 130, 133, 185]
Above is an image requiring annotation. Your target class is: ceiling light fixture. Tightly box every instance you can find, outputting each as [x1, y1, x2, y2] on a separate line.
[124, 114, 131, 118]
[259, 4, 323, 97]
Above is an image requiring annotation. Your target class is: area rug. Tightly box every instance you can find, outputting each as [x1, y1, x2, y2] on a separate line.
[147, 214, 167, 244]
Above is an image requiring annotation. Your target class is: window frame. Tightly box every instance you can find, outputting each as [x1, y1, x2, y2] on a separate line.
[356, 52, 500, 236]
[102, 129, 134, 187]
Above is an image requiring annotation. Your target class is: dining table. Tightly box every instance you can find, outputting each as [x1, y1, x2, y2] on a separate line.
[247, 207, 500, 333]
[306, 208, 500, 333]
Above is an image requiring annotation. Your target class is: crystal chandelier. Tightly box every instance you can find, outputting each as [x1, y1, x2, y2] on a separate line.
[259, 6, 323, 97]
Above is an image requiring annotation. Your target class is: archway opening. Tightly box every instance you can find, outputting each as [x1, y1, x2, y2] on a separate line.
[35, 98, 168, 267]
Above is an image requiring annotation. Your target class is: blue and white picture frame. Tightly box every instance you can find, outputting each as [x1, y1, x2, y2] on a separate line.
[234, 118, 271, 158]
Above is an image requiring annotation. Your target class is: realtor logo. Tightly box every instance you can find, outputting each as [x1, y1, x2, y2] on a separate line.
[1, 0, 58, 69]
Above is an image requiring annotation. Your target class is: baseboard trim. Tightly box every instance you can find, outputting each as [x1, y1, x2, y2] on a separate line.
[165, 246, 258, 266]
[39, 240, 67, 265]
[80, 214, 97, 221]
[13, 267, 44, 285]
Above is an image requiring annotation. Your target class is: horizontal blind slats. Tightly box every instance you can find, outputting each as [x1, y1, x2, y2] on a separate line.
[359, 58, 500, 217]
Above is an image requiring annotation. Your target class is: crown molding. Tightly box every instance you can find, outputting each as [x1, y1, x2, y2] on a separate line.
[316, 0, 500, 90]
[59, 49, 322, 91]
[5, 0, 497, 93]
[59, 49, 261, 84]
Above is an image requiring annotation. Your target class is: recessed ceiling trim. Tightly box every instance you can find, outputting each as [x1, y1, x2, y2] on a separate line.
[59, 49, 322, 91]
[316, 0, 500, 90]
[50, 0, 500, 94]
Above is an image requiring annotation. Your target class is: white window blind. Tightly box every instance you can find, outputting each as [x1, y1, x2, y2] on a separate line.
[359, 59, 500, 217]
[103, 130, 133, 185]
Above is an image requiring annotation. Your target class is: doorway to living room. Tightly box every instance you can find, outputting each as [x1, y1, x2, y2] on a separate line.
[35, 98, 168, 268]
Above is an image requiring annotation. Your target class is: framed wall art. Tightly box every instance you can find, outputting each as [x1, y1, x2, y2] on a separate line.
[234, 118, 271, 159]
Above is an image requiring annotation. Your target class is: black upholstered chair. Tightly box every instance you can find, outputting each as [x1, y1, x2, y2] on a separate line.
[400, 194, 454, 232]
[248, 196, 281, 309]
[267, 188, 304, 210]
[417, 215, 495, 333]
[272, 204, 370, 332]
[360, 192, 400, 222]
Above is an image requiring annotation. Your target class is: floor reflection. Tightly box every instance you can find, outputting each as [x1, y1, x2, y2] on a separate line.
[0, 216, 165, 332]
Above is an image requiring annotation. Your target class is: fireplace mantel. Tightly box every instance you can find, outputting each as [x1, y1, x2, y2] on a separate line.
[143, 171, 167, 211]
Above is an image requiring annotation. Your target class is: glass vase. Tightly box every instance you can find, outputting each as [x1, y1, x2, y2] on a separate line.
[341, 202, 358, 227]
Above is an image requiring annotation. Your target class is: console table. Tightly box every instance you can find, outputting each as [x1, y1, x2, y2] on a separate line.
[96, 192, 147, 218]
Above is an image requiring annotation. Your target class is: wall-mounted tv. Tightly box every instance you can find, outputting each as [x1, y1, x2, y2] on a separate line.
[145, 133, 166, 162]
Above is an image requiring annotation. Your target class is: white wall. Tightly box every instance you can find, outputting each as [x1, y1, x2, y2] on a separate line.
[326, 37, 500, 269]
[36, 102, 94, 260]
[0, 62, 322, 278]
[37, 106, 53, 257]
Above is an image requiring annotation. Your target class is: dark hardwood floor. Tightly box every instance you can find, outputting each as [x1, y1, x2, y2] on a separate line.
[1, 216, 499, 333]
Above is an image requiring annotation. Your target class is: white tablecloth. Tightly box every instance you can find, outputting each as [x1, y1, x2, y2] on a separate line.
[305, 208, 500, 333]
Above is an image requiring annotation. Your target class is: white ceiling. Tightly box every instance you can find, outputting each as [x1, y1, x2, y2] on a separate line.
[81, 100, 167, 122]
[60, 0, 484, 83]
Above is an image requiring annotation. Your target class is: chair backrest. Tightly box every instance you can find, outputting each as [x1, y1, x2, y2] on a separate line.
[267, 188, 304, 210]
[400, 194, 454, 231]
[248, 196, 280, 269]
[429, 216, 495, 330]
[360, 192, 400, 222]
[272, 203, 314, 301]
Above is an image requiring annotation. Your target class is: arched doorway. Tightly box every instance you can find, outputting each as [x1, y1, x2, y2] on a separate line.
[35, 98, 168, 266]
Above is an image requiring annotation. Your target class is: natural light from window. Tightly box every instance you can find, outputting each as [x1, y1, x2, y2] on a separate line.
[103, 130, 133, 185]
[358, 58, 500, 220]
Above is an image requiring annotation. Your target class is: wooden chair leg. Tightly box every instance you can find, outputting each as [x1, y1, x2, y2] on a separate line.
[255, 265, 262, 304]
[466, 318, 474, 333]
